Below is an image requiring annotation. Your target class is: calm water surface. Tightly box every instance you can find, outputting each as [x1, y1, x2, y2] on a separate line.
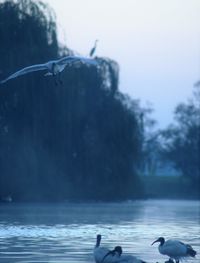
[0, 200, 199, 263]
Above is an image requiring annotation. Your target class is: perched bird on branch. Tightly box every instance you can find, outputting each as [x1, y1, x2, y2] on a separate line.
[89, 39, 98, 57]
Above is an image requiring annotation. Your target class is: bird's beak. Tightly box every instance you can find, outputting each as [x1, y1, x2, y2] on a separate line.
[151, 239, 159, 246]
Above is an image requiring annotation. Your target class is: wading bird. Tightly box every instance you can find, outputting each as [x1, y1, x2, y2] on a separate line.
[0, 55, 97, 85]
[89, 39, 98, 57]
[151, 237, 197, 263]
[101, 246, 123, 262]
[94, 235, 121, 263]
[102, 247, 146, 263]
[94, 235, 146, 263]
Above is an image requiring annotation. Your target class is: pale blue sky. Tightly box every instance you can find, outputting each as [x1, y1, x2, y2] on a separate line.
[46, 0, 200, 128]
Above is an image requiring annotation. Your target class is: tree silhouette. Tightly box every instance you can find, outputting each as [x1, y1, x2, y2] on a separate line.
[0, 0, 144, 201]
[160, 86, 200, 196]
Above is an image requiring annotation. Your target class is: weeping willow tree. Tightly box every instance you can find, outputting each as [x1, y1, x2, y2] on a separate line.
[59, 58, 144, 200]
[0, 0, 144, 201]
[0, 0, 61, 201]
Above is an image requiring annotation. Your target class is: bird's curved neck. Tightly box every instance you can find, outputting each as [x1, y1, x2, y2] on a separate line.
[96, 238, 101, 247]
[160, 239, 165, 246]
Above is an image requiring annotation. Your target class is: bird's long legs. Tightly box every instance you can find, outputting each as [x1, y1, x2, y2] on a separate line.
[58, 72, 63, 85]
[165, 259, 174, 263]
[53, 73, 63, 86]
[53, 74, 58, 86]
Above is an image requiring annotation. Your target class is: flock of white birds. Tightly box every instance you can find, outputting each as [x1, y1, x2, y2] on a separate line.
[93, 234, 197, 263]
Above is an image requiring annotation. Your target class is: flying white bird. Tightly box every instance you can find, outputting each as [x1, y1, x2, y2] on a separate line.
[0, 55, 97, 85]
[89, 39, 98, 57]
[151, 237, 197, 263]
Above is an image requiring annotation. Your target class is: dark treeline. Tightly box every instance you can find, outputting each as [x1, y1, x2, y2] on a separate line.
[142, 85, 200, 199]
[159, 85, 200, 197]
[0, 0, 144, 201]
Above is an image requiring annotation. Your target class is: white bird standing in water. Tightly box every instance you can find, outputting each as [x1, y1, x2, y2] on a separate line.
[94, 235, 122, 263]
[94, 235, 146, 263]
[0, 55, 97, 85]
[101, 246, 123, 262]
[89, 39, 98, 57]
[151, 237, 197, 263]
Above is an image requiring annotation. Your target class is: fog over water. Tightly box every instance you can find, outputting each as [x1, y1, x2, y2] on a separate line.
[0, 200, 199, 262]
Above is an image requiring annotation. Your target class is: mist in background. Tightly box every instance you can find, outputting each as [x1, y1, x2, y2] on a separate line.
[46, 0, 200, 128]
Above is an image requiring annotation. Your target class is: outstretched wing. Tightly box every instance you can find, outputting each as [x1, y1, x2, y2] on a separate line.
[1, 63, 48, 84]
[77, 56, 98, 66]
[57, 56, 79, 65]
[58, 56, 97, 67]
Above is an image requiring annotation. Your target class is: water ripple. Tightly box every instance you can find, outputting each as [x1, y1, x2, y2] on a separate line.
[0, 200, 199, 263]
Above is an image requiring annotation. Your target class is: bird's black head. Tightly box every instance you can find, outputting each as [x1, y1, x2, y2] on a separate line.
[114, 246, 123, 256]
[151, 237, 165, 246]
[101, 245, 122, 263]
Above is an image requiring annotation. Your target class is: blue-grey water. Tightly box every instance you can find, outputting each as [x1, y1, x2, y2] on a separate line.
[0, 200, 199, 263]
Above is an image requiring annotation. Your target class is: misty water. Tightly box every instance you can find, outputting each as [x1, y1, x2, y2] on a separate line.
[0, 200, 199, 263]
